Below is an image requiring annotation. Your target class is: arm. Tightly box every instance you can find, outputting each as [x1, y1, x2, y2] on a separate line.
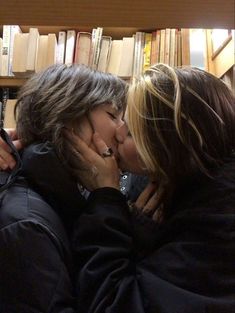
[74, 188, 146, 313]
[0, 128, 23, 169]
[0, 220, 76, 313]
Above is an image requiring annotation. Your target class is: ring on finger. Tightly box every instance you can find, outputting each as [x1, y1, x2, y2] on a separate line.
[101, 147, 113, 158]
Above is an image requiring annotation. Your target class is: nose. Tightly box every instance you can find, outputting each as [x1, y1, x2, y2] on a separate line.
[116, 122, 127, 143]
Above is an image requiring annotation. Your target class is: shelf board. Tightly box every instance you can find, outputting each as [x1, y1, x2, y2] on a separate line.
[1, 0, 234, 29]
[0, 77, 27, 87]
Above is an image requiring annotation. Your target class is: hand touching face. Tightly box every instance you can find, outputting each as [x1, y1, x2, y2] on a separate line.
[74, 104, 124, 157]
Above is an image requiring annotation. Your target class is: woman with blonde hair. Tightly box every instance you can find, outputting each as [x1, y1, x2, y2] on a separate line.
[70, 64, 235, 312]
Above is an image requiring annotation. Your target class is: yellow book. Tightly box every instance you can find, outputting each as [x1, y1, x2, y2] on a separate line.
[143, 33, 152, 71]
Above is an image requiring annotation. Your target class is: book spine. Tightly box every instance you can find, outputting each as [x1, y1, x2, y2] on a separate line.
[65, 30, 76, 65]
[8, 25, 22, 76]
[1, 26, 11, 76]
[56, 31, 66, 64]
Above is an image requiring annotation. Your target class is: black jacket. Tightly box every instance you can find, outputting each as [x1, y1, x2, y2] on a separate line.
[73, 156, 235, 313]
[0, 141, 86, 313]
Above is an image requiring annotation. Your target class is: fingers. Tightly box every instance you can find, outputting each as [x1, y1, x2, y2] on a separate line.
[142, 191, 159, 214]
[0, 144, 16, 169]
[13, 139, 23, 151]
[135, 182, 157, 210]
[5, 128, 18, 141]
[92, 132, 109, 155]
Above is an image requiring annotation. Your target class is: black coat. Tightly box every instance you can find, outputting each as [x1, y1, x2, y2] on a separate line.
[73, 156, 235, 313]
[0, 142, 86, 313]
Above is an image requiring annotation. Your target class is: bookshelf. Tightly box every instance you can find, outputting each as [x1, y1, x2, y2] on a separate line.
[0, 0, 234, 86]
[1, 0, 234, 29]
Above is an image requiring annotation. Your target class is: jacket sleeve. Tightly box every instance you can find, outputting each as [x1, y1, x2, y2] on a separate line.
[0, 220, 76, 313]
[73, 188, 147, 313]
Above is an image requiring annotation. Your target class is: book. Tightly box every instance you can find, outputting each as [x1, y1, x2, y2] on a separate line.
[0, 87, 9, 127]
[177, 29, 182, 66]
[0, 38, 3, 76]
[56, 31, 66, 64]
[74, 32, 92, 66]
[133, 32, 145, 77]
[143, 33, 152, 71]
[35, 35, 48, 72]
[106, 40, 123, 75]
[118, 37, 135, 77]
[159, 29, 166, 63]
[26, 28, 39, 73]
[97, 35, 112, 72]
[12, 33, 29, 76]
[164, 28, 171, 64]
[150, 31, 157, 65]
[169, 29, 176, 66]
[65, 30, 76, 65]
[181, 28, 190, 66]
[46, 33, 57, 67]
[3, 99, 17, 128]
[8, 25, 22, 76]
[90, 27, 103, 69]
[1, 25, 11, 76]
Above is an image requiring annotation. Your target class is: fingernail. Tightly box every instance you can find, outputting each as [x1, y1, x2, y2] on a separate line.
[9, 162, 16, 169]
[2, 164, 8, 170]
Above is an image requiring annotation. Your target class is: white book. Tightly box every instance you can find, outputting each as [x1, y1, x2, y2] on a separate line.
[8, 25, 22, 76]
[0, 38, 3, 76]
[74, 32, 92, 66]
[97, 36, 112, 72]
[65, 30, 76, 65]
[46, 33, 57, 67]
[118, 37, 135, 77]
[35, 35, 48, 72]
[56, 31, 66, 64]
[106, 40, 123, 75]
[12, 33, 29, 76]
[91, 27, 103, 69]
[26, 28, 39, 72]
[1, 25, 11, 76]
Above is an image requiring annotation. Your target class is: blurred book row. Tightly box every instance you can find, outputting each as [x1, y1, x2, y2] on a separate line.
[0, 26, 195, 78]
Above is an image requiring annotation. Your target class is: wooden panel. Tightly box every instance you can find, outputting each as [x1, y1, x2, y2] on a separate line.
[206, 30, 235, 78]
[1, 0, 234, 29]
[0, 77, 26, 87]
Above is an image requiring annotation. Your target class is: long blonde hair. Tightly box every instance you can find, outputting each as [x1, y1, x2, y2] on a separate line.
[127, 64, 235, 219]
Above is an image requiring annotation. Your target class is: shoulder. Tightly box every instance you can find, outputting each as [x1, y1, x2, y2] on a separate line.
[0, 181, 70, 256]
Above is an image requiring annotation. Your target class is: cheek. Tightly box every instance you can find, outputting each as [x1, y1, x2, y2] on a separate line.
[118, 139, 139, 167]
[94, 120, 116, 143]
[74, 119, 93, 145]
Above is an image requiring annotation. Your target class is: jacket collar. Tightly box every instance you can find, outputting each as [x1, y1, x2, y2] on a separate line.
[20, 141, 86, 218]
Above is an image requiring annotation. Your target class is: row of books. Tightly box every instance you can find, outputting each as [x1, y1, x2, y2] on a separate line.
[0, 25, 191, 78]
[0, 87, 17, 128]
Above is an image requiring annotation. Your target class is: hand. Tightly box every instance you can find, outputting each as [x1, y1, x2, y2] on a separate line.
[0, 128, 23, 170]
[65, 130, 120, 191]
[134, 182, 159, 215]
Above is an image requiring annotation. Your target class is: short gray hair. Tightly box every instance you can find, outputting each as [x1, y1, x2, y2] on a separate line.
[15, 64, 127, 177]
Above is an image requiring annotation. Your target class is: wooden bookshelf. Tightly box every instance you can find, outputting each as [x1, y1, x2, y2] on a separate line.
[0, 0, 234, 86]
[1, 0, 234, 29]
[0, 77, 27, 87]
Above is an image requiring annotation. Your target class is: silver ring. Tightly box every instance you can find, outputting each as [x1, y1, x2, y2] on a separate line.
[101, 147, 113, 158]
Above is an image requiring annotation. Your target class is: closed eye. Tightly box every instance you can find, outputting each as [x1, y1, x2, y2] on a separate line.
[107, 112, 117, 120]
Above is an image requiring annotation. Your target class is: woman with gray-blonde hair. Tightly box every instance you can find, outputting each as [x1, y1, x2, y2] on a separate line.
[69, 64, 235, 312]
[0, 64, 127, 312]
